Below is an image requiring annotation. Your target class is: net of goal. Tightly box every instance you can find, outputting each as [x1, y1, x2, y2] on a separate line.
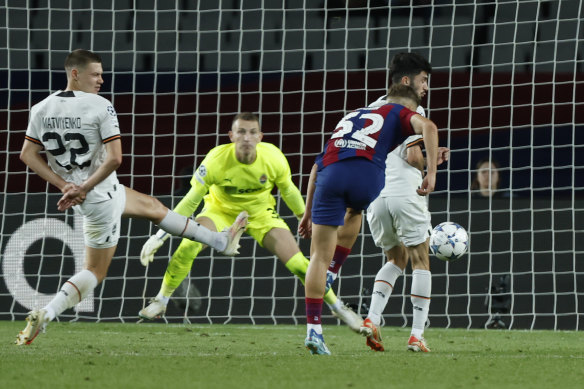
[0, 0, 582, 330]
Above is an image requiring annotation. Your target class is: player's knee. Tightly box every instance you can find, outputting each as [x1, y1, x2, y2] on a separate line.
[142, 195, 167, 221]
[387, 245, 408, 270]
[392, 255, 408, 270]
[409, 246, 430, 270]
[149, 196, 166, 212]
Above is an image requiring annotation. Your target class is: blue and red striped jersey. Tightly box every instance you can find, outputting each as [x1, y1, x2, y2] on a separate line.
[315, 103, 418, 170]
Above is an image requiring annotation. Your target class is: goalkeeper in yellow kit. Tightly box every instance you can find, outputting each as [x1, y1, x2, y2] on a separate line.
[138, 112, 362, 330]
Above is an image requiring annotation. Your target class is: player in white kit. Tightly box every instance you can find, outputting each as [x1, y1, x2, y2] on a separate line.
[360, 53, 449, 352]
[16, 49, 248, 345]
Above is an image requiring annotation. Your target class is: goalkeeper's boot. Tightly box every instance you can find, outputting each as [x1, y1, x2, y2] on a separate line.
[304, 329, 331, 355]
[138, 298, 167, 320]
[407, 335, 431, 352]
[360, 317, 384, 352]
[331, 303, 362, 333]
[15, 309, 48, 346]
[221, 211, 249, 256]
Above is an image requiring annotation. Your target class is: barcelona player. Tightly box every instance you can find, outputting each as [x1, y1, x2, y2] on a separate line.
[300, 84, 439, 355]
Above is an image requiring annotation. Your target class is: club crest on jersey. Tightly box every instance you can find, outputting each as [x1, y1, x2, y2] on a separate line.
[106, 106, 117, 116]
[334, 138, 366, 150]
[259, 174, 267, 184]
[198, 165, 207, 177]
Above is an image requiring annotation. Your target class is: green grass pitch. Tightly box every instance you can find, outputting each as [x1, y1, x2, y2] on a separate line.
[1, 321, 582, 389]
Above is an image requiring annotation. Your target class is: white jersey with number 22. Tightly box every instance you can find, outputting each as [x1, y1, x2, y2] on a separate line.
[25, 90, 121, 203]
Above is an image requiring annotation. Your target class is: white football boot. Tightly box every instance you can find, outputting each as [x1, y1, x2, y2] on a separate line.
[331, 303, 362, 333]
[221, 211, 249, 256]
[138, 298, 167, 320]
[15, 309, 48, 346]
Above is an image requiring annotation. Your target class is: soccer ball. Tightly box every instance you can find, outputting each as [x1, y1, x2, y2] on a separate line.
[429, 222, 469, 261]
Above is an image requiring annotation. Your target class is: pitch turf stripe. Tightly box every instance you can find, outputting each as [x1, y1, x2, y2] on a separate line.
[375, 280, 394, 289]
[411, 294, 431, 300]
[102, 135, 121, 144]
[25, 136, 43, 145]
[66, 281, 82, 303]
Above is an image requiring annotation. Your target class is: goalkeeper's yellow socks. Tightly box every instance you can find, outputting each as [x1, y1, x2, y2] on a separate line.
[162, 242, 203, 290]
[326, 298, 342, 311]
[284, 252, 308, 283]
[160, 283, 175, 299]
[284, 252, 339, 306]
[154, 283, 175, 305]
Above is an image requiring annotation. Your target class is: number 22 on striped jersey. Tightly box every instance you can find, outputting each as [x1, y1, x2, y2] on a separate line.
[330, 111, 384, 148]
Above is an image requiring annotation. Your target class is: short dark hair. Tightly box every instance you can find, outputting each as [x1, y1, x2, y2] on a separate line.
[232, 112, 260, 126]
[64, 49, 102, 71]
[389, 52, 432, 84]
[386, 84, 421, 107]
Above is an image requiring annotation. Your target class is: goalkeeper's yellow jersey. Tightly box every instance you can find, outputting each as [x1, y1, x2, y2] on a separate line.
[173, 142, 305, 217]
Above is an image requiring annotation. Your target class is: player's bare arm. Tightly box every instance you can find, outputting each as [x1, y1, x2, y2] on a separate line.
[407, 146, 450, 172]
[298, 163, 317, 239]
[406, 146, 425, 171]
[410, 115, 438, 196]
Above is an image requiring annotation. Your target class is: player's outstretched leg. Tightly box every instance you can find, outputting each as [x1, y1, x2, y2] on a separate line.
[330, 301, 362, 332]
[304, 329, 331, 355]
[139, 239, 205, 321]
[221, 211, 249, 256]
[15, 309, 49, 346]
[284, 252, 362, 332]
[360, 317, 384, 351]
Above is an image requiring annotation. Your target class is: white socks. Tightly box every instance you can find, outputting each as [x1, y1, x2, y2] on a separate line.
[307, 324, 323, 336]
[44, 269, 99, 321]
[411, 269, 431, 338]
[158, 210, 227, 251]
[368, 262, 403, 326]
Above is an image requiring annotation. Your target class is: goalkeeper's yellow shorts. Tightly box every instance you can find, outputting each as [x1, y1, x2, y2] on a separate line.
[196, 205, 290, 247]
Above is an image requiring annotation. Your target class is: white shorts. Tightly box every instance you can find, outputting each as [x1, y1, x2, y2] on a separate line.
[74, 184, 126, 249]
[366, 194, 431, 251]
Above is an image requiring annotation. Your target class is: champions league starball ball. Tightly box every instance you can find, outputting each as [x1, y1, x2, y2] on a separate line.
[429, 222, 469, 261]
